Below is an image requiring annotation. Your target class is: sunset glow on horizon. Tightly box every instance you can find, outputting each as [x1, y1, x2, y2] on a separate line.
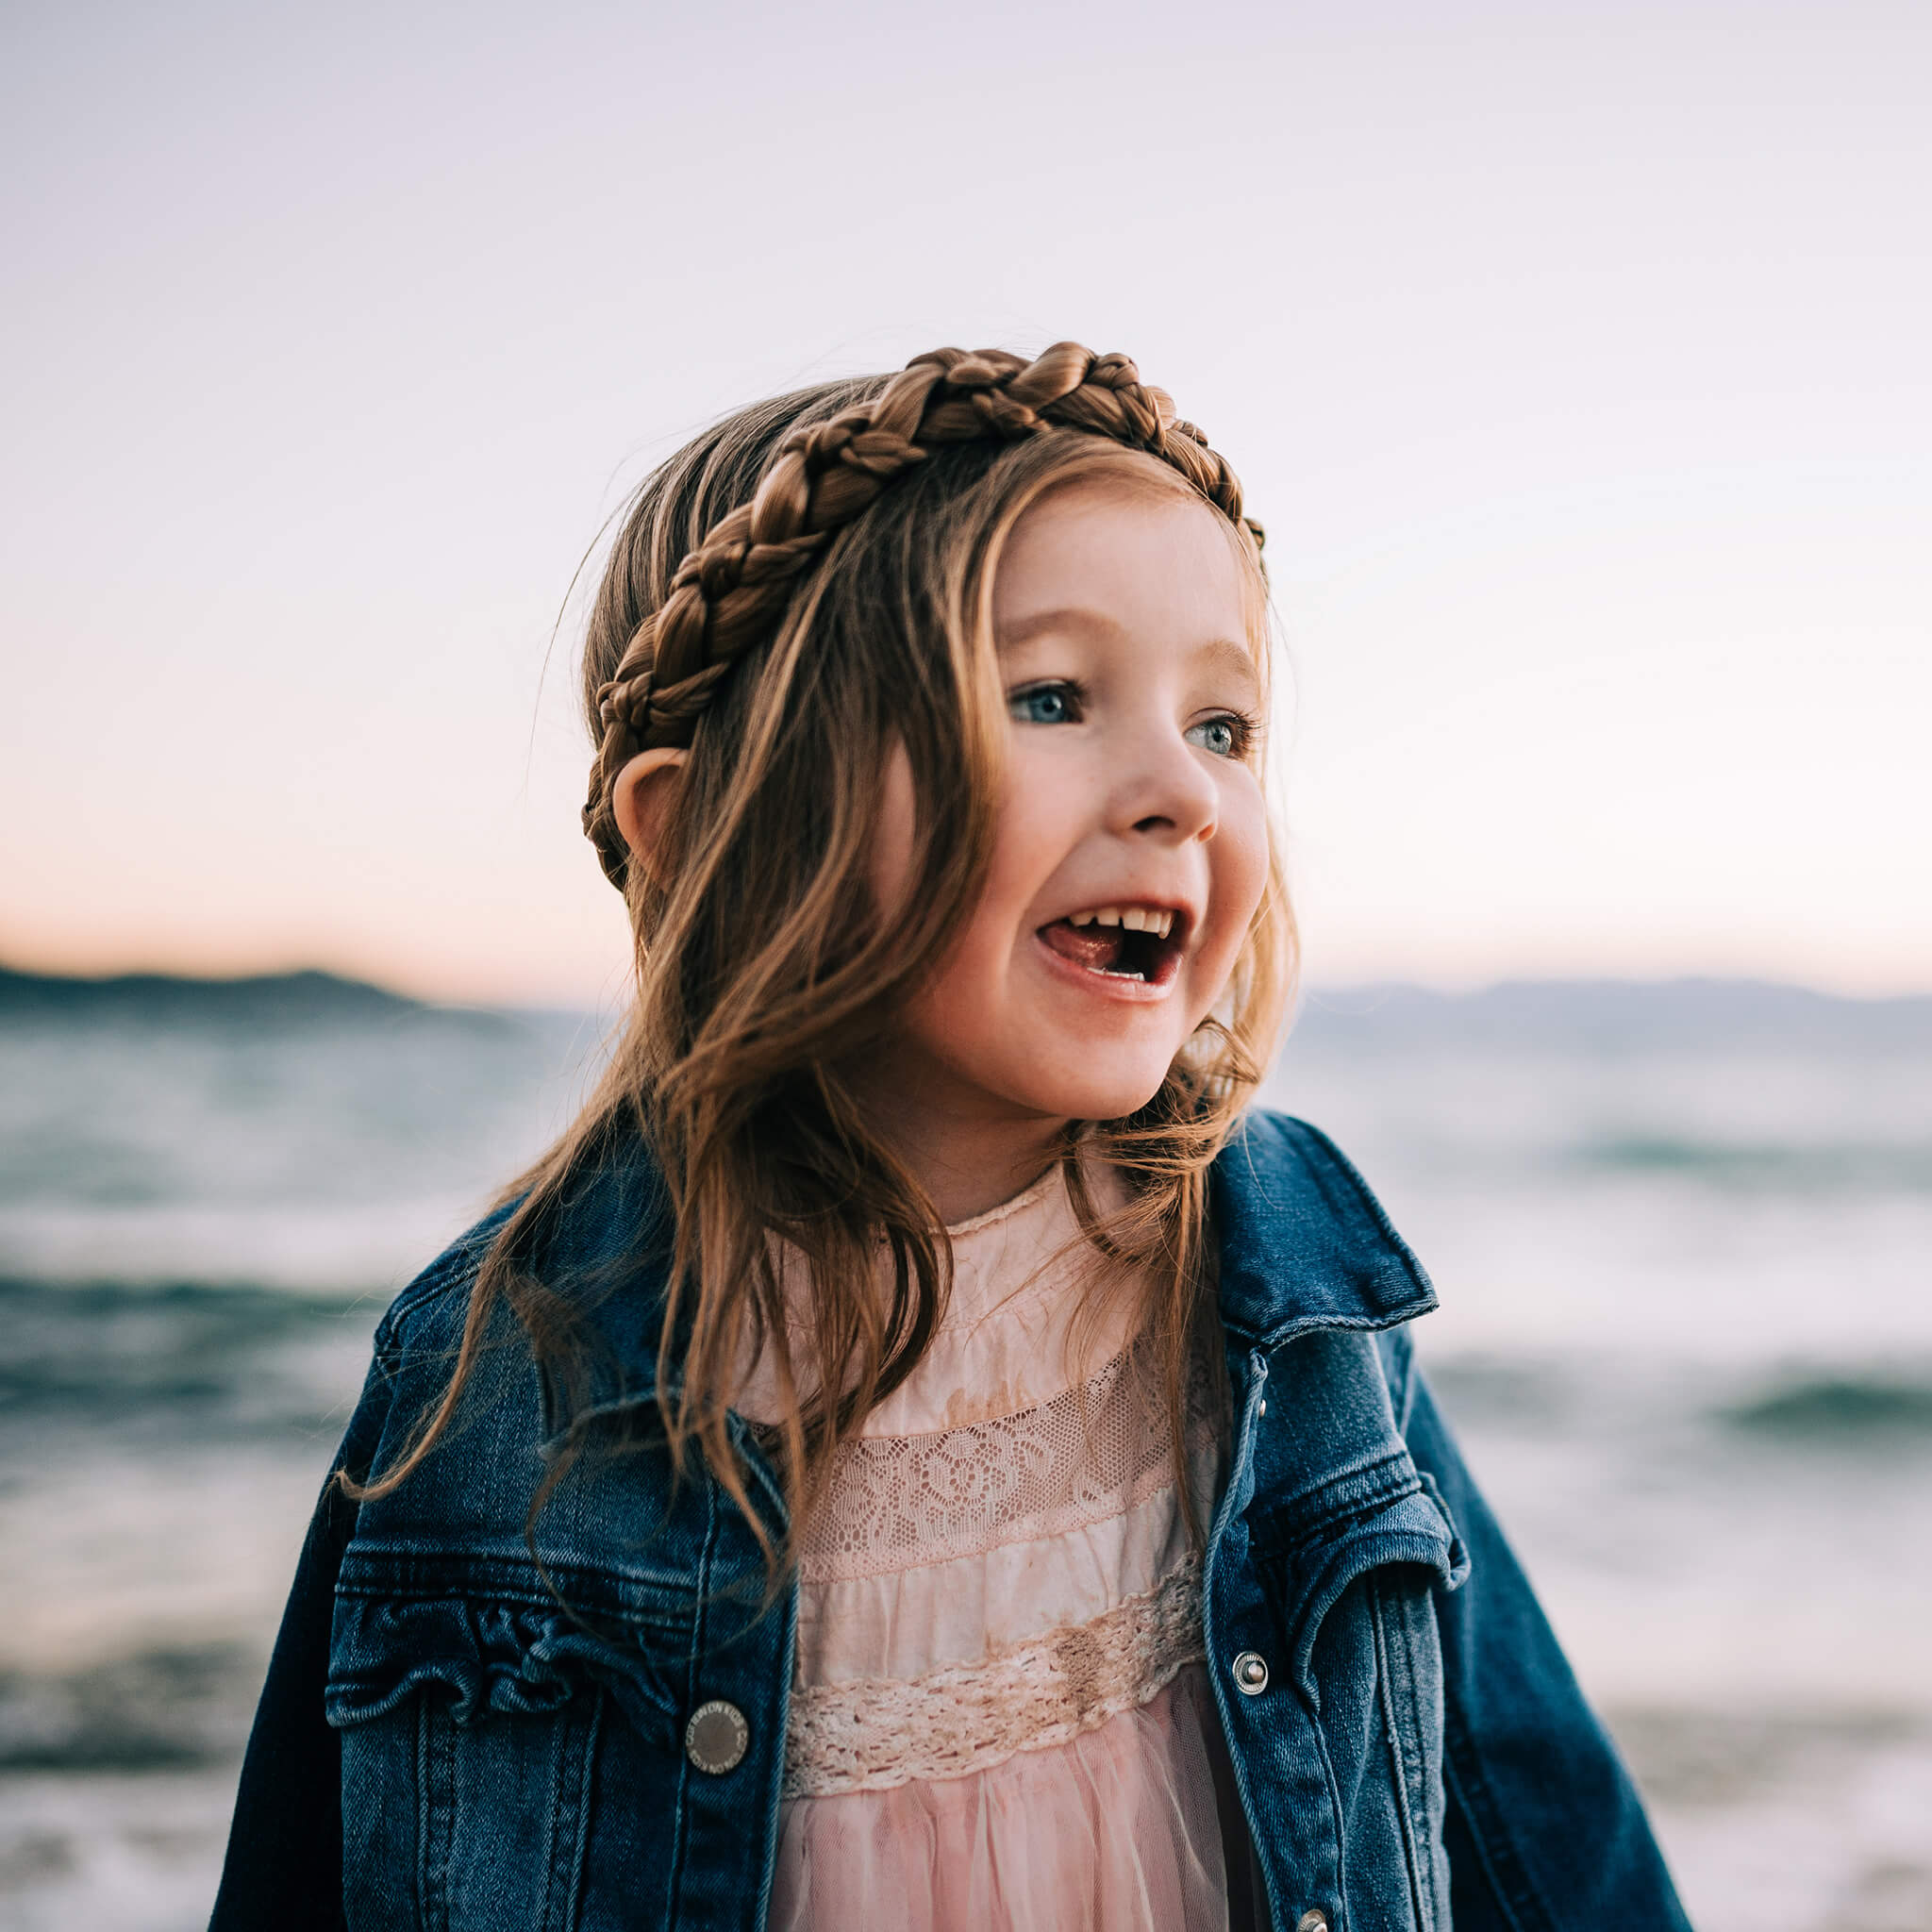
[5, 1, 1929, 1006]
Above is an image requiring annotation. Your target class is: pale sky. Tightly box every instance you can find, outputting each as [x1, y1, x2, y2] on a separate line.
[4, 0, 1928, 1004]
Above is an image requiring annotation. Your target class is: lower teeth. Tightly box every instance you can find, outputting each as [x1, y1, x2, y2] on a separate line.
[1098, 968, 1145, 980]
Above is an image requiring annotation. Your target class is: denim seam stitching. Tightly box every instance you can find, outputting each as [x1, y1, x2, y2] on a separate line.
[413, 1693, 432, 1930]
[1303, 1657, 1351, 1931]
[420, 1695, 457, 1932]
[332, 1580, 693, 1629]
[1249, 1459, 1425, 1563]
[1374, 1577, 1432, 1930]
[1203, 1352, 1291, 1932]
[534, 1690, 567, 1932]
[1400, 1585, 1446, 1927]
[545, 1690, 600, 1932]
[1407, 1591, 1447, 1929]
[664, 1478, 721, 1919]
[334, 1558, 696, 1619]
[1279, 1474, 1423, 1554]
[1264, 1443, 1415, 1517]
[568, 1690, 603, 1932]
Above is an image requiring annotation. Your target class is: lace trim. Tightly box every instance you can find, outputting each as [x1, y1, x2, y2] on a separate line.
[797, 1343, 1217, 1584]
[782, 1552, 1206, 1798]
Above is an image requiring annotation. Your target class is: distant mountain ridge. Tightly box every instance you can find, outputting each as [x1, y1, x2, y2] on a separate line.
[4, 962, 1929, 1049]
[0, 965, 419, 1024]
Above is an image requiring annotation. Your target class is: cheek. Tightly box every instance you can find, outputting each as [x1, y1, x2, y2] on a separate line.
[982, 744, 1077, 897]
[894, 777, 1064, 1052]
[1200, 787, 1273, 974]
[950, 752, 1074, 952]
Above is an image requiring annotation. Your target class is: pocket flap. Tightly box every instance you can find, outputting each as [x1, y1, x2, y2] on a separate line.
[325, 1555, 684, 1743]
[1257, 1457, 1470, 1695]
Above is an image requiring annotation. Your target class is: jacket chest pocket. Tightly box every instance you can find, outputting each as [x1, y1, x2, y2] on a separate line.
[325, 1556, 689, 1932]
[1249, 1464, 1468, 1932]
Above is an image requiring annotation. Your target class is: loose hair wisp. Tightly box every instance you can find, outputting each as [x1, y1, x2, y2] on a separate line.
[354, 342, 1294, 1579]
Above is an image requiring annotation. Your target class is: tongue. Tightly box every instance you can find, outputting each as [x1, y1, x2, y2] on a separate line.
[1042, 920, 1125, 972]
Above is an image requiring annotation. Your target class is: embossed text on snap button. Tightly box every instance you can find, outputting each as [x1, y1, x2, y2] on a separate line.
[685, 1699, 750, 1774]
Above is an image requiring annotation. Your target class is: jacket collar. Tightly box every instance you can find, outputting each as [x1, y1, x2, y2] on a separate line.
[544, 1107, 1437, 1420]
[1208, 1109, 1437, 1350]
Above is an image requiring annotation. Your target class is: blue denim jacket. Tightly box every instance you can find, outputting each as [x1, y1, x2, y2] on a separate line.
[213, 1111, 1691, 1931]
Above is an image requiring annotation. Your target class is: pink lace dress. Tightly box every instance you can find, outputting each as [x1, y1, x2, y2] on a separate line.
[735, 1168, 1236, 1932]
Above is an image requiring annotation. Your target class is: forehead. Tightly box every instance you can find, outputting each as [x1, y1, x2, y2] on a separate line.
[991, 471, 1259, 664]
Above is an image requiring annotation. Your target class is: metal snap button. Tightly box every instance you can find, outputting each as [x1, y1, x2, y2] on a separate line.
[1232, 1650, 1270, 1695]
[1295, 1911, 1329, 1932]
[1257, 1398, 1267, 1417]
[684, 1699, 749, 1774]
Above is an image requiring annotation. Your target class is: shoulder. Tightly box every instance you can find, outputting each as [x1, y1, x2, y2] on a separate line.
[376, 1200, 519, 1351]
[375, 1134, 674, 1376]
[349, 1143, 675, 1515]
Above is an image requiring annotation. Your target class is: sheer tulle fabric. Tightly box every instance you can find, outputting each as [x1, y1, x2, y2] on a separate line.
[770, 1668, 1230, 1932]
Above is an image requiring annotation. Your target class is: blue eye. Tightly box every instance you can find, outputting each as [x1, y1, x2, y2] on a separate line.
[1188, 714, 1250, 758]
[1011, 683, 1079, 725]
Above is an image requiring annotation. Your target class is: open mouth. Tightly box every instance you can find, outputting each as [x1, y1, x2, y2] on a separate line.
[1037, 905, 1187, 987]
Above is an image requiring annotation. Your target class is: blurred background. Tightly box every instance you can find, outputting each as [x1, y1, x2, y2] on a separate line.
[2, 1, 1928, 1926]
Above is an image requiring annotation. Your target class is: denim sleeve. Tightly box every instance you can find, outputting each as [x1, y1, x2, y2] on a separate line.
[1403, 1370, 1694, 1932]
[208, 1345, 394, 1932]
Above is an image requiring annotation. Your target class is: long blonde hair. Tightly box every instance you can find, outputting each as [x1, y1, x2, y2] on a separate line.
[356, 344, 1295, 1572]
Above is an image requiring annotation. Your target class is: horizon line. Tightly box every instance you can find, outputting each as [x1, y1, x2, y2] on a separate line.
[7, 957, 1932, 1013]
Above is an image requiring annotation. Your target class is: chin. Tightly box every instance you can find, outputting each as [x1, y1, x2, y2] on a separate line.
[1014, 1062, 1175, 1124]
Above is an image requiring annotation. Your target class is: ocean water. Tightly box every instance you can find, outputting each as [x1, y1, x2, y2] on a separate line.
[1, 975, 1928, 1929]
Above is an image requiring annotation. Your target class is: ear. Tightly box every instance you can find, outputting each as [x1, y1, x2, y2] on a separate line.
[610, 746, 690, 885]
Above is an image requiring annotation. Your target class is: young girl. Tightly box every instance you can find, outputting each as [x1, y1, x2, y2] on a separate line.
[212, 344, 1691, 1931]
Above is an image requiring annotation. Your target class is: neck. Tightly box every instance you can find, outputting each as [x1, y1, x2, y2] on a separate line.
[849, 1055, 1068, 1228]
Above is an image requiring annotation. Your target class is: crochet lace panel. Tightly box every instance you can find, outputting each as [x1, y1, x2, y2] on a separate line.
[783, 1552, 1207, 1798]
[796, 1340, 1217, 1585]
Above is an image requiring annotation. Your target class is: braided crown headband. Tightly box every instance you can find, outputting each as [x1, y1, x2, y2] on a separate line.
[583, 341, 1259, 890]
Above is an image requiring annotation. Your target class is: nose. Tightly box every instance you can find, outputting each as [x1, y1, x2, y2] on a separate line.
[1108, 719, 1220, 846]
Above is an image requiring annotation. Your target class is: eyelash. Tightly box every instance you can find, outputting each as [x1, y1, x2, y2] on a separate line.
[1007, 679, 1260, 760]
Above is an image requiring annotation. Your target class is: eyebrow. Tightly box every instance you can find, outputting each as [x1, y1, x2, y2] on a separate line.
[999, 609, 1261, 696]
[1191, 635, 1262, 699]
[996, 606, 1119, 648]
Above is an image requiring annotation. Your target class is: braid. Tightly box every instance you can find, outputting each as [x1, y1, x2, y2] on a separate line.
[583, 342, 1260, 888]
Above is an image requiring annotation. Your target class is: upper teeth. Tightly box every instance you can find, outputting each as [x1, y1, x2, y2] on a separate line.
[1069, 907, 1174, 938]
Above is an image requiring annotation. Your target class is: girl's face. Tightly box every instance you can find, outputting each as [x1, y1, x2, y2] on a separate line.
[873, 479, 1272, 1137]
